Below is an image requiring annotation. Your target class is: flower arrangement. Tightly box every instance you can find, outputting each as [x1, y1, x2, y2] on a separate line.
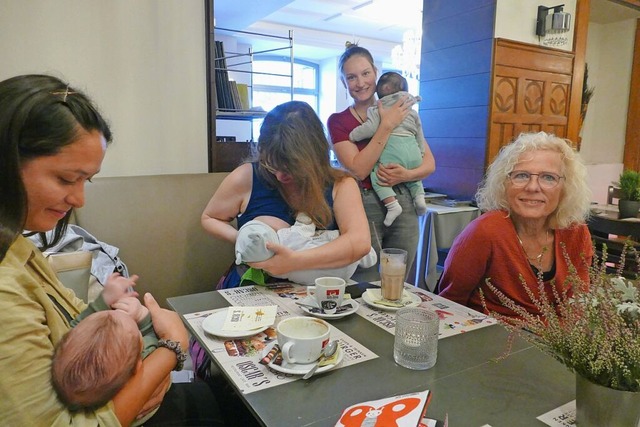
[480, 243, 640, 392]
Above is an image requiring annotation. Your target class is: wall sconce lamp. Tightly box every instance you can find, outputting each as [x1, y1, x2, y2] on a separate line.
[536, 4, 571, 37]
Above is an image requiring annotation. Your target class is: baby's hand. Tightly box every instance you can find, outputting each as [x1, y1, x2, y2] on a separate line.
[112, 296, 149, 324]
[102, 273, 139, 306]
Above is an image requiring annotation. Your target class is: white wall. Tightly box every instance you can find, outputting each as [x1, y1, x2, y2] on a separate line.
[495, 0, 576, 51]
[494, 0, 634, 203]
[0, 0, 207, 177]
[581, 19, 635, 164]
[579, 18, 636, 203]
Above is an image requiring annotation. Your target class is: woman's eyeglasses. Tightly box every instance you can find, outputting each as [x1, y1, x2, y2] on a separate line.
[507, 170, 565, 189]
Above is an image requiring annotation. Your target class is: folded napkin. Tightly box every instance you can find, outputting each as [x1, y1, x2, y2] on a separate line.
[365, 289, 413, 308]
[222, 305, 277, 331]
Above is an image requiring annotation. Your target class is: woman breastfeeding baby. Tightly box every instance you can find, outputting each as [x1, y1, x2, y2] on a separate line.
[196, 102, 372, 415]
[201, 100, 373, 288]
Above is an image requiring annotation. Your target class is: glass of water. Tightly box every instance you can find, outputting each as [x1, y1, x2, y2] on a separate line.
[394, 307, 439, 370]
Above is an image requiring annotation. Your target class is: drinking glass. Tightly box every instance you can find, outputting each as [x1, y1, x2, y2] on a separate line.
[379, 248, 407, 301]
[394, 307, 439, 370]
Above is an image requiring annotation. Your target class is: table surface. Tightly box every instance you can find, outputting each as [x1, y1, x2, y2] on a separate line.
[168, 290, 575, 427]
[589, 205, 640, 239]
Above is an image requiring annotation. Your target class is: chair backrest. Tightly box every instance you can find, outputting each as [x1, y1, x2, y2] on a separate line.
[590, 234, 639, 279]
[607, 186, 623, 205]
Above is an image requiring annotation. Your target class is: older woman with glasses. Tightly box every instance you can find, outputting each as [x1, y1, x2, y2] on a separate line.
[437, 131, 593, 318]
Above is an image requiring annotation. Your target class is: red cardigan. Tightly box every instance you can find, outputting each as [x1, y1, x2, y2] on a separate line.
[438, 210, 593, 318]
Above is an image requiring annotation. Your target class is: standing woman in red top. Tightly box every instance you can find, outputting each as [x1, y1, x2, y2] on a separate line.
[438, 132, 593, 318]
[327, 43, 436, 282]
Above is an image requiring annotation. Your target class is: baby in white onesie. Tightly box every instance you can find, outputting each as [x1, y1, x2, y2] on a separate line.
[235, 213, 377, 285]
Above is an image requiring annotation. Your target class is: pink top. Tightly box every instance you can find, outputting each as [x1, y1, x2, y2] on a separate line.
[327, 107, 373, 189]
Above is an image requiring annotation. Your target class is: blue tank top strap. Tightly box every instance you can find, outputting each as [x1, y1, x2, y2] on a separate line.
[238, 163, 295, 228]
[324, 185, 337, 230]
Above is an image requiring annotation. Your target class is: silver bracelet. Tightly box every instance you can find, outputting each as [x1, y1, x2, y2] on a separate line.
[157, 339, 187, 371]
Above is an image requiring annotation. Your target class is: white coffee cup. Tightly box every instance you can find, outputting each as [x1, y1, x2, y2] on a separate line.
[307, 277, 346, 310]
[276, 316, 330, 364]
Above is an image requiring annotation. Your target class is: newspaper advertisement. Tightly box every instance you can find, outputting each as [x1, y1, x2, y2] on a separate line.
[537, 401, 576, 427]
[184, 284, 377, 394]
[357, 284, 497, 338]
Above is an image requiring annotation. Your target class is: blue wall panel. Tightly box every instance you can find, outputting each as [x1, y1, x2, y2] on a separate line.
[423, 0, 496, 23]
[424, 166, 485, 200]
[420, 73, 491, 109]
[427, 137, 486, 169]
[419, 0, 496, 200]
[420, 106, 489, 139]
[422, 5, 496, 52]
[420, 39, 493, 81]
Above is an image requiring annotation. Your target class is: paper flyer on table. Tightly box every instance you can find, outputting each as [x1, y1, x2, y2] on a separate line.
[537, 401, 576, 427]
[357, 285, 496, 338]
[185, 284, 378, 394]
[335, 389, 432, 427]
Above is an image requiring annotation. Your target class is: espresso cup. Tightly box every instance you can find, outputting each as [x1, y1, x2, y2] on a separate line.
[276, 317, 330, 364]
[307, 277, 346, 310]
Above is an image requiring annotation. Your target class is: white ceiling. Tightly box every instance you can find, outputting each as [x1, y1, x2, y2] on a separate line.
[214, 0, 423, 64]
[214, 0, 640, 63]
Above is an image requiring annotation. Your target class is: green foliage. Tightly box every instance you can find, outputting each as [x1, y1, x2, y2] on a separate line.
[615, 170, 640, 201]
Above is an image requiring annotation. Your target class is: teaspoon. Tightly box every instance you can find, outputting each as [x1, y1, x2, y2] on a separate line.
[302, 340, 338, 379]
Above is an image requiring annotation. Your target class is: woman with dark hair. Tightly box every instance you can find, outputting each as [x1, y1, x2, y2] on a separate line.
[327, 43, 436, 282]
[0, 74, 223, 426]
[202, 100, 372, 286]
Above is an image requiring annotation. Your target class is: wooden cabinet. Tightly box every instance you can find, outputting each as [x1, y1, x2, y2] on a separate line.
[487, 39, 575, 163]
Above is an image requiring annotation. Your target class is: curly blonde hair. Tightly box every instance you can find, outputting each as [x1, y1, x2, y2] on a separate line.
[475, 132, 592, 229]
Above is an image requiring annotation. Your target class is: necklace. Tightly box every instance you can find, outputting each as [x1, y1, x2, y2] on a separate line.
[351, 106, 366, 124]
[516, 229, 550, 264]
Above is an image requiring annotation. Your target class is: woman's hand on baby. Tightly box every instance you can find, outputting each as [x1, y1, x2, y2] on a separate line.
[249, 242, 295, 276]
[377, 163, 410, 187]
[378, 94, 414, 130]
[144, 293, 188, 349]
[112, 296, 149, 323]
[102, 273, 139, 306]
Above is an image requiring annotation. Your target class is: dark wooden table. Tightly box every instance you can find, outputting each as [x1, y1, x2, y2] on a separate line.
[588, 206, 640, 239]
[168, 290, 575, 427]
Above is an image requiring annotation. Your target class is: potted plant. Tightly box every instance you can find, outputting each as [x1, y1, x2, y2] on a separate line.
[615, 170, 640, 219]
[481, 244, 640, 426]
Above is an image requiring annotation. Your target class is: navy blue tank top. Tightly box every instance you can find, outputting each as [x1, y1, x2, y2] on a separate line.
[238, 163, 336, 230]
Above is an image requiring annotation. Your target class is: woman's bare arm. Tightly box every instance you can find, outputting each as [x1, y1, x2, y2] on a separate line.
[112, 294, 189, 425]
[249, 177, 371, 276]
[201, 163, 253, 243]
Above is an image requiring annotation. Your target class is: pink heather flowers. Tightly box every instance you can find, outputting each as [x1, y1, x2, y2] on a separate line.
[480, 242, 640, 392]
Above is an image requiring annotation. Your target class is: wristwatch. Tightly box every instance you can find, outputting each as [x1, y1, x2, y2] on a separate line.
[157, 339, 187, 371]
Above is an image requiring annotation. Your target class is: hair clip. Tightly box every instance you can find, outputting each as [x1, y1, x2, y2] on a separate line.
[51, 85, 76, 102]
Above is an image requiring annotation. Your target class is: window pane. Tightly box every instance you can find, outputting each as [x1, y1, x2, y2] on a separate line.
[252, 91, 292, 113]
[294, 64, 316, 90]
[253, 61, 316, 90]
[253, 60, 292, 87]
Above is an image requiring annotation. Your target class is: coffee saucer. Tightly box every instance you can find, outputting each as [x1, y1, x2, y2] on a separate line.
[263, 341, 343, 375]
[202, 308, 270, 338]
[361, 289, 421, 312]
[296, 296, 360, 319]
